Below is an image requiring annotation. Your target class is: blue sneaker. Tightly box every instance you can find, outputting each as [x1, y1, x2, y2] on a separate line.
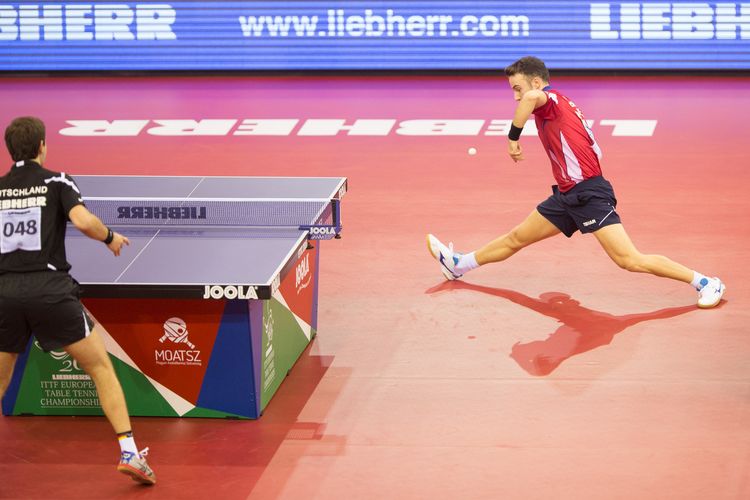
[117, 448, 156, 485]
[426, 234, 462, 280]
[697, 277, 725, 309]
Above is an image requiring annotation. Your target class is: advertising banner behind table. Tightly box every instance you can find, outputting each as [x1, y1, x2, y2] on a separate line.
[0, 1, 748, 70]
[2, 243, 320, 419]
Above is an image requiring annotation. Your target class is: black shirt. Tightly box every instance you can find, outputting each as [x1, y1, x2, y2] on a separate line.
[0, 160, 84, 273]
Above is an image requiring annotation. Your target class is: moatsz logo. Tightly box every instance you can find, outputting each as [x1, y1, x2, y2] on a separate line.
[155, 317, 201, 366]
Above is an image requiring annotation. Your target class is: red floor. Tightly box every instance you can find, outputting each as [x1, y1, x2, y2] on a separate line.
[1, 74, 749, 499]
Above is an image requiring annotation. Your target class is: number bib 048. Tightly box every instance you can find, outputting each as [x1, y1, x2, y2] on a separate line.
[1, 207, 42, 254]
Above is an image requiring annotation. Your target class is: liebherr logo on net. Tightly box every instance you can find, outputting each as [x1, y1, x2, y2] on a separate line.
[58, 119, 658, 137]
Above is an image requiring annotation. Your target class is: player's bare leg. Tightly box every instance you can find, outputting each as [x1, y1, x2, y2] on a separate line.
[64, 328, 131, 433]
[594, 223, 725, 308]
[428, 209, 560, 280]
[475, 209, 561, 264]
[64, 327, 156, 484]
[593, 223, 693, 281]
[0, 352, 18, 401]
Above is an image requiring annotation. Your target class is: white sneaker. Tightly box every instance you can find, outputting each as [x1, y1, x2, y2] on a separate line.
[117, 447, 156, 485]
[426, 234, 462, 281]
[697, 278, 725, 309]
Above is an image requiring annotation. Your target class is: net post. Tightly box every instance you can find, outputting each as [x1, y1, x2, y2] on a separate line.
[333, 199, 342, 238]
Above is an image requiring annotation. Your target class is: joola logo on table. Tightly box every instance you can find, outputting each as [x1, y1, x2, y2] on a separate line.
[117, 206, 207, 219]
[296, 253, 311, 293]
[203, 285, 258, 300]
[155, 317, 201, 366]
[309, 226, 336, 239]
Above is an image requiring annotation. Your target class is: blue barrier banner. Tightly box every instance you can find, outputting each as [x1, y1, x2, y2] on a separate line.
[0, 1, 748, 70]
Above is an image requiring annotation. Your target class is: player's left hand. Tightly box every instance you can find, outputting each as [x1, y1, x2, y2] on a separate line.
[107, 232, 130, 257]
[508, 141, 523, 163]
[508, 140, 524, 162]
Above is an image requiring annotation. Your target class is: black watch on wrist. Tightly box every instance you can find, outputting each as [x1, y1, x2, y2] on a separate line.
[103, 227, 114, 245]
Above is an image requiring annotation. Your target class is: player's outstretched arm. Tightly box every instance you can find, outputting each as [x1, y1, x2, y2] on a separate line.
[68, 205, 130, 256]
[508, 89, 548, 163]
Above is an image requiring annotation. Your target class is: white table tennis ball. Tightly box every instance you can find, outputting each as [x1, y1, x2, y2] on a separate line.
[468, 147, 477, 156]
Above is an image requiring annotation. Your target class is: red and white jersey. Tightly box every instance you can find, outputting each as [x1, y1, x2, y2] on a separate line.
[533, 87, 602, 192]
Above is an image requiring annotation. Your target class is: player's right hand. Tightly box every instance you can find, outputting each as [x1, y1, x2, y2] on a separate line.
[508, 140, 524, 162]
[107, 232, 130, 257]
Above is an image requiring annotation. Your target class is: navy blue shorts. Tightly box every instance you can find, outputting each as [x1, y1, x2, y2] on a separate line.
[0, 271, 94, 353]
[537, 176, 621, 238]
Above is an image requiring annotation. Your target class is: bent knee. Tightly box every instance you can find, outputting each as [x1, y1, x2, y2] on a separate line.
[612, 253, 646, 272]
[506, 229, 529, 251]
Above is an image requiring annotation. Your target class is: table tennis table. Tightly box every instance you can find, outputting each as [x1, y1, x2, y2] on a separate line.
[3, 175, 347, 420]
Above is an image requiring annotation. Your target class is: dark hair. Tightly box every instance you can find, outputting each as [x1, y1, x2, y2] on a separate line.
[5, 116, 46, 162]
[504, 56, 550, 82]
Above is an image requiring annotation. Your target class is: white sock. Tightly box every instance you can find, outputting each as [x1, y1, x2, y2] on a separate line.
[454, 251, 479, 275]
[691, 271, 710, 290]
[118, 432, 139, 455]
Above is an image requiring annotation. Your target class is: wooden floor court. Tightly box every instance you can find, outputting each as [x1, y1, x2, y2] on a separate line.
[1, 74, 748, 499]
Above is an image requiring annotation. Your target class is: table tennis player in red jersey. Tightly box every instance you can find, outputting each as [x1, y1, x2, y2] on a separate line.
[428, 56, 725, 309]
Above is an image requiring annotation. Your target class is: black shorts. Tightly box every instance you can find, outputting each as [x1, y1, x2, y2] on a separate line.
[0, 271, 94, 353]
[537, 176, 621, 238]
